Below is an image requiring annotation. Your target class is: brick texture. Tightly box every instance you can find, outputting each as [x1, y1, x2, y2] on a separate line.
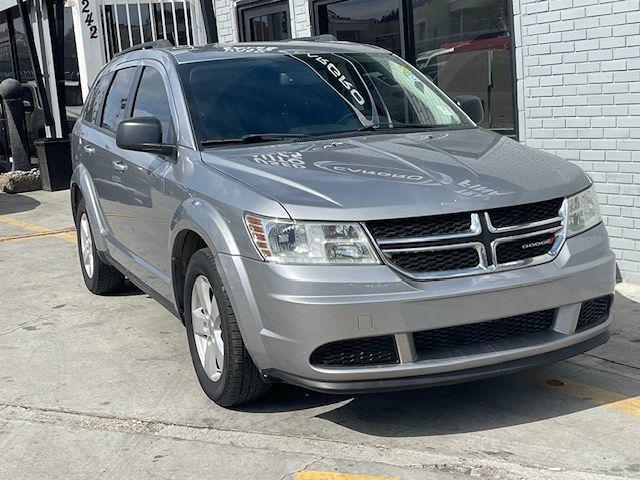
[209, 0, 311, 42]
[515, 0, 640, 282]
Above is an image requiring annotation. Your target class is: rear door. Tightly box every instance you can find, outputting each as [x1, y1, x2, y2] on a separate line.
[83, 64, 140, 268]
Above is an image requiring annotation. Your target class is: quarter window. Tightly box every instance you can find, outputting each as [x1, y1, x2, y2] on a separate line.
[101, 67, 137, 132]
[132, 67, 174, 142]
[83, 74, 112, 124]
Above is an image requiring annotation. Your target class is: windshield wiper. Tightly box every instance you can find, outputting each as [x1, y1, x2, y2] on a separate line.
[201, 133, 309, 146]
[359, 122, 445, 131]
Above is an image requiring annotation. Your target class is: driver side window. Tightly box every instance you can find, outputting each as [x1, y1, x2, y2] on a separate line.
[132, 67, 175, 143]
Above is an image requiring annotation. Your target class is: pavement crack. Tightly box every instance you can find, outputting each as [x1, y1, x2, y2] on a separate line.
[278, 457, 324, 480]
[581, 353, 640, 372]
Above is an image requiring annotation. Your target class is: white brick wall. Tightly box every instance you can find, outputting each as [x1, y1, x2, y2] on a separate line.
[209, 0, 311, 42]
[514, 0, 640, 282]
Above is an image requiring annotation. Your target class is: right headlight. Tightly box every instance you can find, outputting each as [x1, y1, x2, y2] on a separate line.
[566, 185, 602, 237]
[244, 214, 380, 265]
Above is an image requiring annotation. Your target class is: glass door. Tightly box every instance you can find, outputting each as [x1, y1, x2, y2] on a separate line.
[239, 0, 291, 41]
[313, 0, 404, 56]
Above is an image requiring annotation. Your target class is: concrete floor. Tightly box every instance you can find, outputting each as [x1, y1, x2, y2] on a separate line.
[0, 190, 639, 480]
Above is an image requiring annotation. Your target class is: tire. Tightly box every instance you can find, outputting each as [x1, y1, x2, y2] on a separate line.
[184, 248, 270, 407]
[76, 199, 125, 295]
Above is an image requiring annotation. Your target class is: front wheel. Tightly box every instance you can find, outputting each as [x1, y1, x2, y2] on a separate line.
[184, 248, 270, 407]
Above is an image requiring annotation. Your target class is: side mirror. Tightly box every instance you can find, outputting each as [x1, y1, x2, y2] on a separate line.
[116, 116, 176, 158]
[454, 95, 484, 124]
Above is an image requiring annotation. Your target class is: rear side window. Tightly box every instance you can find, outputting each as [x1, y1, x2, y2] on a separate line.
[132, 67, 174, 142]
[82, 74, 111, 124]
[101, 67, 137, 132]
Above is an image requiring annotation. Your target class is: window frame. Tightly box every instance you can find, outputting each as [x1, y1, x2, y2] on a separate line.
[96, 65, 141, 137]
[130, 65, 176, 144]
[237, 0, 292, 42]
[310, 0, 519, 138]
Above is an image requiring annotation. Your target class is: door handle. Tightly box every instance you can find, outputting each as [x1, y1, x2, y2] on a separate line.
[112, 161, 127, 172]
[83, 145, 95, 154]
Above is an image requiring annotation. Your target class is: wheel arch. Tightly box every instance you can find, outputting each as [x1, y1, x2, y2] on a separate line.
[169, 198, 244, 321]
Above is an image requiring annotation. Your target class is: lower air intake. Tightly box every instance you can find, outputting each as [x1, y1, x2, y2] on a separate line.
[310, 336, 399, 367]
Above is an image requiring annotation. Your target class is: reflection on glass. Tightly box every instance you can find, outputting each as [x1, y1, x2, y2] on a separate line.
[116, 4, 130, 49]
[64, 7, 82, 106]
[412, 0, 514, 131]
[0, 12, 13, 82]
[128, 4, 142, 45]
[139, 4, 152, 42]
[317, 0, 402, 56]
[178, 53, 467, 142]
[11, 9, 34, 82]
[249, 11, 289, 41]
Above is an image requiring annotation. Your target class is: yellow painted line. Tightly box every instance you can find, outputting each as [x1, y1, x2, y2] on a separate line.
[295, 472, 398, 480]
[0, 228, 76, 244]
[0, 215, 76, 244]
[0, 215, 53, 235]
[523, 373, 640, 417]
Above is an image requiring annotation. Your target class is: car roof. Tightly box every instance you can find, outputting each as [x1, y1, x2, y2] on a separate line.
[125, 40, 390, 65]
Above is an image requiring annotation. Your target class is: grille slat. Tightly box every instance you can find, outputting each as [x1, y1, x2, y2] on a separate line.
[310, 336, 399, 367]
[577, 295, 612, 331]
[387, 248, 480, 273]
[413, 310, 556, 354]
[367, 212, 472, 241]
[488, 198, 564, 229]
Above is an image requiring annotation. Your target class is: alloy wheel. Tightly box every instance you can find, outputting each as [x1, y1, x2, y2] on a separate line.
[80, 213, 94, 279]
[191, 275, 224, 381]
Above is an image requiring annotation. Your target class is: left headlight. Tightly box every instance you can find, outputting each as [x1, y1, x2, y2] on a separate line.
[244, 215, 380, 264]
[566, 185, 602, 237]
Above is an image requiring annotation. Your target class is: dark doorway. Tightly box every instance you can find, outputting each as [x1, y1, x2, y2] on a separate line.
[238, 0, 291, 41]
[313, 0, 404, 56]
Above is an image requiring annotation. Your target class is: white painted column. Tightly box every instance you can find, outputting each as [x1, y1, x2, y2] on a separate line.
[67, 0, 106, 100]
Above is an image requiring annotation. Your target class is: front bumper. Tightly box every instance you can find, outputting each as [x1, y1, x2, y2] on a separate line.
[218, 223, 615, 390]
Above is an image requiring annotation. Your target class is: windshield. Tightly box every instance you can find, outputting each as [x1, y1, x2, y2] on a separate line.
[178, 52, 472, 144]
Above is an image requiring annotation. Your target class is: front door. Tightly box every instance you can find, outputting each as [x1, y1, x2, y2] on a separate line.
[105, 63, 177, 297]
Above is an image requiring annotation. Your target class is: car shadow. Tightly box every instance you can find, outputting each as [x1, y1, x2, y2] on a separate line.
[239, 291, 640, 436]
[0, 193, 41, 215]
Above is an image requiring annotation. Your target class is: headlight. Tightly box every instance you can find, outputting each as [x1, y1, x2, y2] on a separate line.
[244, 215, 380, 264]
[566, 185, 602, 237]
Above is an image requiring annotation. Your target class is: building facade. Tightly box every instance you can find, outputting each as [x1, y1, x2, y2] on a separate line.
[3, 0, 639, 281]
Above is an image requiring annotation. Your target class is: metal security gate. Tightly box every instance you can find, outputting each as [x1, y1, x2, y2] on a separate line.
[97, 0, 207, 59]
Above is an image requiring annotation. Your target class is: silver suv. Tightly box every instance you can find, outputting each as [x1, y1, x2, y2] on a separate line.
[71, 39, 615, 407]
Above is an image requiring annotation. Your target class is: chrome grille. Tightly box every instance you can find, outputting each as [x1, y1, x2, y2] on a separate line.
[365, 198, 566, 280]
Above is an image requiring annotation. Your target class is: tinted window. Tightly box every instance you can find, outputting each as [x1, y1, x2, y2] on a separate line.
[11, 9, 34, 82]
[83, 74, 112, 124]
[179, 53, 467, 143]
[0, 12, 13, 82]
[240, 1, 290, 41]
[412, 0, 514, 132]
[101, 67, 137, 132]
[317, 0, 402, 56]
[132, 67, 174, 142]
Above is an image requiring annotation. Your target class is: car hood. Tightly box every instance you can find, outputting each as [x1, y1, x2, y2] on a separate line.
[201, 128, 590, 221]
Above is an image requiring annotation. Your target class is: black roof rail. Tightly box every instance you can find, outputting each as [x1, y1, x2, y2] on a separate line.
[280, 34, 338, 43]
[114, 39, 173, 58]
